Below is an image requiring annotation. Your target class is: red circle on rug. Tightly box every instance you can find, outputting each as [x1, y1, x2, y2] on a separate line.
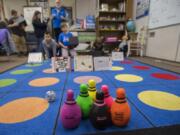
[151, 73, 179, 80]
[133, 66, 150, 70]
[120, 60, 133, 64]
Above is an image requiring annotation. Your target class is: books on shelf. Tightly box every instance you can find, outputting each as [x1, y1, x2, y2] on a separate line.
[118, 1, 126, 12]
[105, 37, 118, 43]
[86, 15, 95, 29]
[101, 3, 109, 11]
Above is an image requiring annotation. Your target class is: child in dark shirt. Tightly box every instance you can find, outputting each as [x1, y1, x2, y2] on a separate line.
[42, 32, 57, 59]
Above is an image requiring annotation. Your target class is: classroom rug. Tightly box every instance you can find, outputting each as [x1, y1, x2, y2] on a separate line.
[0, 59, 179, 135]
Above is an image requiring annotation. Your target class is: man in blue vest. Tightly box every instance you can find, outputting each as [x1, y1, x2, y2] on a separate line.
[51, 0, 67, 56]
[51, 0, 67, 42]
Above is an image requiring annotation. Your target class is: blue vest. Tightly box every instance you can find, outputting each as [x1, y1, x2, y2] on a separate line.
[51, 7, 66, 29]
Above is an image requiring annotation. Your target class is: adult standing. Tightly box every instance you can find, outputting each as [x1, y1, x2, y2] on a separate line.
[8, 9, 27, 56]
[51, 0, 67, 56]
[32, 11, 49, 52]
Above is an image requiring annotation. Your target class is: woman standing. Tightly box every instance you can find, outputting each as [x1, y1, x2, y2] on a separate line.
[32, 11, 49, 52]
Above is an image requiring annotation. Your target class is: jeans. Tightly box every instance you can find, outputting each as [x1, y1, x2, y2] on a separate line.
[53, 28, 62, 56]
[37, 37, 44, 52]
[1, 32, 16, 55]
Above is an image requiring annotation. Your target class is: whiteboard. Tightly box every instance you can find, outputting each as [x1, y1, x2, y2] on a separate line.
[149, 0, 180, 29]
[23, 7, 42, 32]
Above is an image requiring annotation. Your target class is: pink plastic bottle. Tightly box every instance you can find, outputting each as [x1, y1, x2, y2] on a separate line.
[60, 89, 81, 129]
[101, 85, 114, 109]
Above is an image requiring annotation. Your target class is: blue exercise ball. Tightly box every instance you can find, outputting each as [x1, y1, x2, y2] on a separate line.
[126, 19, 136, 32]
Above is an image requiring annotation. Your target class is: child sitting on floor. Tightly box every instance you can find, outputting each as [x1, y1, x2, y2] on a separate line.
[91, 36, 105, 56]
[116, 35, 129, 57]
[42, 32, 57, 59]
[58, 23, 76, 57]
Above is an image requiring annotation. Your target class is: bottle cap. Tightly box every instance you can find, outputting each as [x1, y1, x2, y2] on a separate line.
[80, 84, 89, 97]
[88, 79, 96, 87]
[116, 88, 126, 99]
[101, 85, 109, 97]
[95, 91, 104, 104]
[115, 88, 126, 104]
[66, 89, 76, 104]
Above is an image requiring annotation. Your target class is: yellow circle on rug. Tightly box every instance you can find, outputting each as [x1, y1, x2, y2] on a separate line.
[29, 77, 59, 87]
[111, 66, 124, 71]
[115, 74, 143, 82]
[0, 97, 49, 124]
[43, 68, 55, 74]
[138, 91, 180, 111]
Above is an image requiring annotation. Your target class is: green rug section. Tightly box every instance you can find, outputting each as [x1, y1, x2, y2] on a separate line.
[0, 79, 17, 88]
[26, 64, 42, 67]
[11, 69, 33, 75]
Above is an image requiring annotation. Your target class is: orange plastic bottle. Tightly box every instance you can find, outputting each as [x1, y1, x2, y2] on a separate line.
[111, 88, 131, 126]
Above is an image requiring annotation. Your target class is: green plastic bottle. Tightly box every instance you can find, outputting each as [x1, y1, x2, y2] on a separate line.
[76, 84, 93, 119]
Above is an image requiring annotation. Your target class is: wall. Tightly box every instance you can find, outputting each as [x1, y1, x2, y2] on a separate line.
[3, 0, 27, 19]
[147, 25, 180, 61]
[133, 0, 180, 62]
[49, 0, 97, 20]
[76, 0, 96, 19]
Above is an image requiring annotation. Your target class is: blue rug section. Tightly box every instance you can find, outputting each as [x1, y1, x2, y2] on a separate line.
[18, 71, 67, 93]
[0, 64, 43, 97]
[55, 87, 153, 135]
[0, 90, 62, 135]
[105, 60, 180, 87]
[116, 84, 180, 127]
[65, 71, 116, 90]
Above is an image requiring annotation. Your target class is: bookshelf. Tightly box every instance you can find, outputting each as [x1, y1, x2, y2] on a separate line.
[96, 0, 127, 51]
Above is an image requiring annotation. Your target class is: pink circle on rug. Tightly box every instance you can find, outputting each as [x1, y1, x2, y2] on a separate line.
[120, 60, 134, 64]
[74, 76, 102, 84]
[151, 73, 179, 80]
[133, 66, 150, 70]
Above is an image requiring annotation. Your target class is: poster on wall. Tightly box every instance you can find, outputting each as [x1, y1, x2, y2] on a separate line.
[136, 0, 150, 19]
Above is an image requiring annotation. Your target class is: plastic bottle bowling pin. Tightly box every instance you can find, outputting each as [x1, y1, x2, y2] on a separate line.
[88, 79, 97, 101]
[89, 91, 110, 129]
[76, 84, 93, 118]
[101, 85, 114, 109]
[60, 89, 81, 129]
[111, 88, 131, 127]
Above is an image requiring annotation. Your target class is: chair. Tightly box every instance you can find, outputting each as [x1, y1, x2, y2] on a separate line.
[128, 26, 148, 57]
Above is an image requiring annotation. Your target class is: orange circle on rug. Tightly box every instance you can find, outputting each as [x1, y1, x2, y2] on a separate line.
[29, 77, 60, 87]
[133, 66, 150, 70]
[138, 91, 180, 111]
[74, 76, 102, 84]
[0, 97, 49, 124]
[43, 68, 55, 74]
[151, 73, 179, 80]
